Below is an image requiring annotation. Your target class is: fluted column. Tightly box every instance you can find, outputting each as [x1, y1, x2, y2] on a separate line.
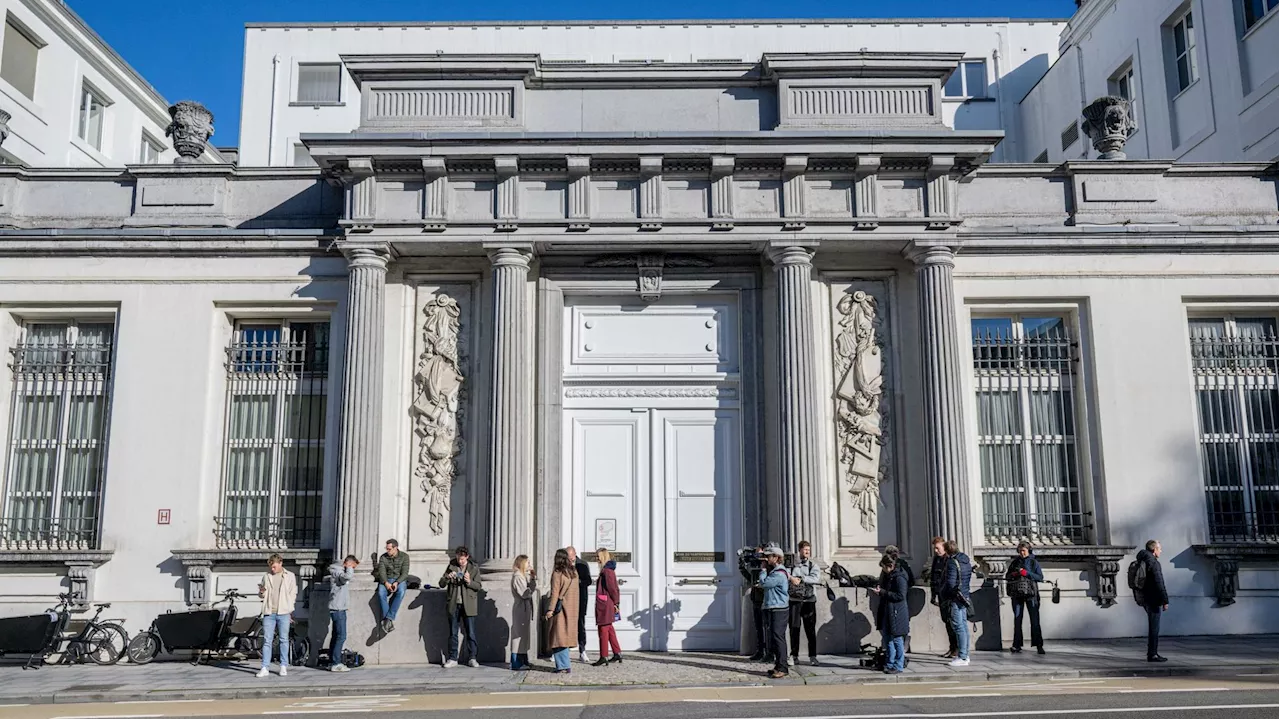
[335, 243, 391, 567]
[767, 245, 825, 559]
[907, 244, 972, 552]
[483, 246, 533, 570]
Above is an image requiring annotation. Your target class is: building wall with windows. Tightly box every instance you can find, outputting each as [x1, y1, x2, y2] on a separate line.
[0, 0, 221, 166]
[1019, 0, 1279, 163]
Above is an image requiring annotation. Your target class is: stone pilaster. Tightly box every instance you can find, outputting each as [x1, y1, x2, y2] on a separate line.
[482, 246, 533, 570]
[335, 243, 392, 568]
[767, 245, 825, 558]
[906, 244, 972, 552]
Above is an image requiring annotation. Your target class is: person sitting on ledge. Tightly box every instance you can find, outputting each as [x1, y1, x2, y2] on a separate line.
[374, 539, 409, 633]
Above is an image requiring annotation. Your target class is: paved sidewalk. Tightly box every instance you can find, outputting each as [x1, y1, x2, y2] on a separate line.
[0, 635, 1274, 705]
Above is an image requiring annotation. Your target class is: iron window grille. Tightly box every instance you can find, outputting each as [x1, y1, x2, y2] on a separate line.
[2, 321, 114, 550]
[971, 315, 1089, 546]
[215, 321, 329, 549]
[1188, 316, 1278, 543]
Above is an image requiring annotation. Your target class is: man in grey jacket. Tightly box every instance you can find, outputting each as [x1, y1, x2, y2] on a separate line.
[787, 540, 822, 666]
[327, 554, 358, 671]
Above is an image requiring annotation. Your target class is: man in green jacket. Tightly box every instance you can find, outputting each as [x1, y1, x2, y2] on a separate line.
[440, 545, 483, 668]
[375, 539, 410, 633]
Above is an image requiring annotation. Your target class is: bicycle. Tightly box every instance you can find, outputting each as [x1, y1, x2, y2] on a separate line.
[0, 593, 129, 669]
[127, 589, 309, 666]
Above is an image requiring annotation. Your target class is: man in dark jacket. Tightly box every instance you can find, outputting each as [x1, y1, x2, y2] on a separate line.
[567, 546, 593, 663]
[1007, 541, 1045, 654]
[927, 536, 958, 658]
[872, 554, 909, 673]
[1137, 540, 1169, 662]
[941, 539, 973, 666]
[439, 546, 483, 668]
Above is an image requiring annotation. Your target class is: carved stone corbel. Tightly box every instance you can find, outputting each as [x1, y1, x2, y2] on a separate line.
[567, 155, 591, 231]
[412, 293, 466, 535]
[341, 158, 376, 232]
[782, 155, 807, 230]
[65, 562, 93, 610]
[925, 155, 956, 230]
[586, 252, 713, 302]
[494, 156, 519, 231]
[1212, 558, 1239, 606]
[639, 155, 663, 231]
[979, 556, 1010, 600]
[1094, 559, 1121, 608]
[853, 155, 880, 229]
[422, 157, 448, 232]
[710, 155, 735, 229]
[185, 560, 213, 607]
[833, 288, 889, 530]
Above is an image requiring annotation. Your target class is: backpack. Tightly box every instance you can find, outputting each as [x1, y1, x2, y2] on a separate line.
[1127, 559, 1148, 605]
[341, 649, 365, 668]
[828, 562, 853, 587]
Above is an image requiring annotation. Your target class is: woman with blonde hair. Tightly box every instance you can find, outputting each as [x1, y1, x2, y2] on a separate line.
[545, 548, 578, 674]
[509, 555, 536, 670]
[592, 548, 622, 666]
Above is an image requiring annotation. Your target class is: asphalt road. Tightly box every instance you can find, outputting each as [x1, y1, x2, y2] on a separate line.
[1, 675, 1274, 719]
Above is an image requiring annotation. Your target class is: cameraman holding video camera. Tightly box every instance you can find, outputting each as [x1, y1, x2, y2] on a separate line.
[739, 543, 772, 662]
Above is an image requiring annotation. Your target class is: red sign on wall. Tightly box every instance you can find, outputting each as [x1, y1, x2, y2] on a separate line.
[157, 509, 171, 525]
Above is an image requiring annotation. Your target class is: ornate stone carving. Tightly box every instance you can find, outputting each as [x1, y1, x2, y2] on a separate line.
[165, 101, 214, 164]
[65, 562, 93, 609]
[1081, 96, 1135, 161]
[586, 253, 713, 302]
[833, 289, 890, 531]
[184, 560, 213, 607]
[0, 108, 11, 148]
[979, 556, 1010, 600]
[411, 295, 466, 536]
[1211, 558, 1239, 606]
[1094, 559, 1121, 608]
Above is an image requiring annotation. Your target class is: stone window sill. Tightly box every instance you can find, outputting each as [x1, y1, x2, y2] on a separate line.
[0, 550, 114, 608]
[1192, 542, 1278, 606]
[172, 548, 330, 608]
[974, 544, 1131, 608]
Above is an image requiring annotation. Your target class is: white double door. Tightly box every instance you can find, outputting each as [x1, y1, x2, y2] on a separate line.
[564, 404, 741, 651]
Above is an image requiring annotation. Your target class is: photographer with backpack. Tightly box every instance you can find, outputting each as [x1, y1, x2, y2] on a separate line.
[1130, 539, 1169, 662]
[1006, 541, 1045, 655]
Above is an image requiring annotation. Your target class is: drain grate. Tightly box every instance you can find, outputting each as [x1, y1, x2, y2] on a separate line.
[64, 684, 125, 692]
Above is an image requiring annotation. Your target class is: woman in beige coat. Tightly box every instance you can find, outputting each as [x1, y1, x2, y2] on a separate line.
[509, 555, 537, 670]
[545, 548, 579, 674]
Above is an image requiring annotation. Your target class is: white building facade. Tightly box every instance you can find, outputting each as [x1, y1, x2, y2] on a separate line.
[0, 14, 1276, 666]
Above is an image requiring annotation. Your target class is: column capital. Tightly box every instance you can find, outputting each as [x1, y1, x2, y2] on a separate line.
[485, 244, 534, 268]
[766, 243, 816, 268]
[338, 241, 394, 270]
[903, 243, 957, 268]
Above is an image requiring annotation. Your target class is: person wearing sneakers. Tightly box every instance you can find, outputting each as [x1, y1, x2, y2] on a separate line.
[441, 546, 483, 668]
[872, 554, 909, 674]
[327, 554, 358, 672]
[374, 539, 410, 633]
[256, 554, 297, 678]
[941, 539, 974, 667]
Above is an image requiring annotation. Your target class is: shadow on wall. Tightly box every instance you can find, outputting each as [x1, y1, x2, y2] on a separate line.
[951, 53, 1051, 159]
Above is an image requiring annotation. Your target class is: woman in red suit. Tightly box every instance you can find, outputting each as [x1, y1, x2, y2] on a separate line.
[592, 548, 622, 666]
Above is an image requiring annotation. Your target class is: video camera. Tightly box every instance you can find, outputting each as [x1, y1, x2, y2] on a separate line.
[736, 546, 766, 580]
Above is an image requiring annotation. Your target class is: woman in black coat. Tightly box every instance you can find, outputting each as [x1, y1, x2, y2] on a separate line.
[1006, 541, 1046, 654]
[872, 554, 909, 673]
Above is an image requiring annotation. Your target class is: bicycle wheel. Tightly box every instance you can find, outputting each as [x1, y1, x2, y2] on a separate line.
[126, 631, 160, 665]
[87, 623, 129, 665]
[289, 636, 310, 666]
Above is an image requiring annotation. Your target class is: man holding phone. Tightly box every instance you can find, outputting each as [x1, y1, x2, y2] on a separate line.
[375, 539, 410, 633]
[440, 545, 483, 668]
[327, 554, 358, 671]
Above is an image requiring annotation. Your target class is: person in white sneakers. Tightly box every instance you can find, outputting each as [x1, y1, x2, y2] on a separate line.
[256, 554, 297, 677]
[440, 546, 482, 668]
[940, 540, 974, 668]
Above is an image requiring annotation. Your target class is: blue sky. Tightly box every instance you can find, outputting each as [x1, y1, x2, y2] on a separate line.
[67, 1, 1078, 148]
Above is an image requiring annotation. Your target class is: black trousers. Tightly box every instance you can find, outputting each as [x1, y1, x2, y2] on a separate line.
[751, 600, 770, 657]
[1146, 604, 1161, 658]
[768, 608, 789, 674]
[1012, 597, 1043, 648]
[789, 601, 817, 658]
[577, 591, 588, 652]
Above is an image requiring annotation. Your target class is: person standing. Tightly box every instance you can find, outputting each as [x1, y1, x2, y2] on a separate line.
[743, 543, 771, 663]
[592, 548, 623, 666]
[758, 544, 791, 679]
[1136, 539, 1169, 662]
[1006, 541, 1045, 655]
[872, 554, 909, 674]
[941, 540, 973, 667]
[545, 548, 579, 674]
[255, 554, 297, 678]
[566, 546, 593, 662]
[374, 539, 410, 633]
[327, 554, 358, 672]
[440, 546, 482, 668]
[928, 536, 958, 658]
[787, 540, 821, 666]
[509, 555, 537, 670]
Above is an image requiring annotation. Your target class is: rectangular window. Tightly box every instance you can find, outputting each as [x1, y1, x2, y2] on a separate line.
[1188, 315, 1278, 542]
[1108, 63, 1140, 134]
[2, 320, 114, 550]
[217, 321, 329, 549]
[943, 59, 988, 99]
[1244, 0, 1278, 32]
[296, 63, 341, 104]
[972, 315, 1087, 545]
[1, 16, 39, 101]
[77, 84, 106, 151]
[1170, 9, 1199, 92]
[138, 134, 162, 164]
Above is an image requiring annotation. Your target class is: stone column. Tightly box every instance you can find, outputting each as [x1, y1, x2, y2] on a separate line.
[767, 245, 825, 559]
[482, 246, 533, 570]
[907, 244, 973, 552]
[334, 243, 391, 566]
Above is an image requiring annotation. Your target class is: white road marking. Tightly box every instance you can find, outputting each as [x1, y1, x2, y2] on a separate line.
[281, 698, 406, 710]
[698, 703, 1279, 719]
[470, 704, 586, 710]
[892, 693, 1004, 699]
[488, 690, 589, 695]
[683, 698, 792, 703]
[114, 699, 216, 704]
[894, 680, 959, 685]
[263, 712, 371, 716]
[51, 715, 164, 719]
[1117, 687, 1230, 693]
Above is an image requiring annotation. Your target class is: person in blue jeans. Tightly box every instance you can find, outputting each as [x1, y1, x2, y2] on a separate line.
[255, 554, 298, 678]
[941, 539, 973, 667]
[872, 554, 909, 673]
[327, 554, 358, 671]
[374, 539, 410, 633]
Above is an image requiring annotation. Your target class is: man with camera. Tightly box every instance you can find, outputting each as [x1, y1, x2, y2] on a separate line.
[739, 543, 772, 662]
[440, 545, 483, 668]
[786, 540, 821, 666]
[758, 544, 791, 679]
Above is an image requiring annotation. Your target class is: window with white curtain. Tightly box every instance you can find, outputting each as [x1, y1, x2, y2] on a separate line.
[217, 321, 329, 549]
[971, 314, 1087, 546]
[1188, 315, 1278, 542]
[296, 64, 341, 104]
[77, 84, 106, 151]
[2, 320, 114, 550]
[1169, 8, 1199, 93]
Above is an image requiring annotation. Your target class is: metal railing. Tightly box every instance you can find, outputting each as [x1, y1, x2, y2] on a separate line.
[982, 510, 1092, 547]
[0, 515, 98, 551]
[213, 515, 321, 550]
[1207, 507, 1279, 544]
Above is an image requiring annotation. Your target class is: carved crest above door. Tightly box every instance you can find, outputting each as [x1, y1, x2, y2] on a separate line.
[585, 252, 713, 302]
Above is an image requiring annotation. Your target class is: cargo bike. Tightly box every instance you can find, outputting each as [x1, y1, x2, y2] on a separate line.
[0, 592, 129, 669]
[126, 588, 309, 666]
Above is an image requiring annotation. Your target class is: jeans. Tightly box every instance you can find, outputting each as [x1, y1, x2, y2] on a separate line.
[938, 600, 957, 652]
[1146, 604, 1162, 658]
[881, 629, 905, 671]
[768, 607, 789, 674]
[552, 646, 571, 671]
[1012, 598, 1042, 648]
[377, 579, 407, 621]
[948, 601, 970, 660]
[598, 624, 621, 657]
[260, 613, 290, 669]
[328, 610, 347, 665]
[789, 601, 817, 659]
[510, 652, 530, 670]
[448, 607, 477, 662]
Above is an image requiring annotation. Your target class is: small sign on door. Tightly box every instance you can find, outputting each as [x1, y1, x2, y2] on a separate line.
[157, 509, 171, 525]
[595, 518, 616, 550]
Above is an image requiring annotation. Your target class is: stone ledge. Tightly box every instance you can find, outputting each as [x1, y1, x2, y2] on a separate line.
[171, 548, 330, 608]
[0, 550, 114, 608]
[973, 545, 1131, 608]
[1191, 542, 1279, 606]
